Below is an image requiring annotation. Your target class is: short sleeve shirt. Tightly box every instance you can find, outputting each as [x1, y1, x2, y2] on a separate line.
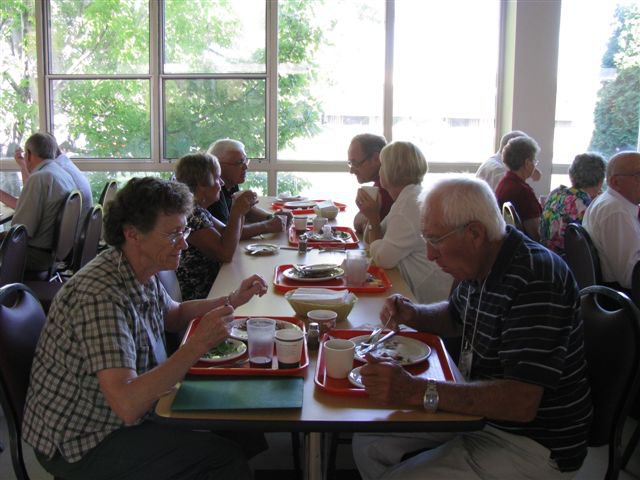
[495, 170, 542, 221]
[176, 206, 221, 300]
[539, 185, 591, 255]
[22, 248, 172, 462]
[448, 227, 592, 471]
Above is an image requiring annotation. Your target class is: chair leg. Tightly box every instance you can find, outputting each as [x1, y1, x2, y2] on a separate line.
[291, 432, 302, 479]
[326, 432, 340, 479]
[622, 423, 639, 469]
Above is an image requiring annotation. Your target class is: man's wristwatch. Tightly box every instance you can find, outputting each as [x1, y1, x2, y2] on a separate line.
[423, 379, 439, 413]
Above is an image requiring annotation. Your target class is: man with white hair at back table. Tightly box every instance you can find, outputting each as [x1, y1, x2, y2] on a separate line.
[352, 177, 592, 480]
[0, 132, 76, 273]
[206, 138, 290, 239]
[349, 133, 394, 233]
[583, 150, 640, 290]
[476, 130, 541, 191]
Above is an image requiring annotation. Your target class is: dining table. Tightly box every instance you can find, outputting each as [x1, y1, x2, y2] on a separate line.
[153, 196, 483, 480]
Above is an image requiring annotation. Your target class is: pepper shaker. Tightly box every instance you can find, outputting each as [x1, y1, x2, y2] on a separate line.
[307, 322, 320, 350]
[298, 233, 308, 253]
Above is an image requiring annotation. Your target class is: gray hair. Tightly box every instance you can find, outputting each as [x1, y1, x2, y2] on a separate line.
[104, 177, 193, 248]
[423, 177, 506, 242]
[351, 133, 387, 158]
[25, 132, 58, 160]
[379, 141, 428, 187]
[175, 152, 220, 193]
[498, 130, 527, 151]
[207, 139, 245, 161]
[569, 152, 606, 189]
[502, 136, 540, 171]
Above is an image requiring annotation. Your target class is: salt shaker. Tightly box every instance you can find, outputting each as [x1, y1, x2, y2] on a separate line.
[298, 233, 308, 253]
[307, 322, 320, 350]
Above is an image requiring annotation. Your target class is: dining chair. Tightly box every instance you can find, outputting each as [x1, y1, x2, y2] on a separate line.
[0, 283, 47, 480]
[0, 224, 28, 287]
[69, 204, 103, 273]
[581, 285, 640, 480]
[565, 223, 602, 290]
[501, 201, 524, 232]
[97, 180, 118, 251]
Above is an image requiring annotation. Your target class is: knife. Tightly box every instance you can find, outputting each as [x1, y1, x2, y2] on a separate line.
[358, 330, 397, 355]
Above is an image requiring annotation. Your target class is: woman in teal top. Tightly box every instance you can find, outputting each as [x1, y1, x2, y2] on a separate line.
[540, 152, 606, 255]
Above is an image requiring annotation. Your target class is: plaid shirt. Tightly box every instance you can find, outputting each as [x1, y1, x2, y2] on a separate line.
[23, 248, 171, 462]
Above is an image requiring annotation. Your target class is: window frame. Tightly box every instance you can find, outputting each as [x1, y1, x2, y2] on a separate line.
[9, 0, 566, 197]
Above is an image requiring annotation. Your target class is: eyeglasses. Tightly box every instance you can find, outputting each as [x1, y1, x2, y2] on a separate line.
[347, 155, 371, 168]
[163, 227, 192, 246]
[221, 158, 250, 168]
[423, 224, 468, 248]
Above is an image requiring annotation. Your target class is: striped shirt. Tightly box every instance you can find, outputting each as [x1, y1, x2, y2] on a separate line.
[449, 226, 592, 471]
[22, 248, 172, 462]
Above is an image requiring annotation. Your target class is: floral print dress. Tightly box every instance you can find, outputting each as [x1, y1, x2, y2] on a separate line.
[540, 185, 592, 256]
[176, 206, 221, 300]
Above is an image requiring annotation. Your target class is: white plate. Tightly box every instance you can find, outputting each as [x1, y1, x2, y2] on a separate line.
[348, 366, 365, 388]
[245, 243, 279, 255]
[283, 200, 317, 209]
[282, 264, 344, 282]
[200, 338, 247, 364]
[306, 231, 350, 242]
[229, 318, 302, 341]
[277, 194, 307, 202]
[350, 335, 431, 366]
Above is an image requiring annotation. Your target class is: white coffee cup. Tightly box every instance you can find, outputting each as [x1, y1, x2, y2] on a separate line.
[307, 309, 338, 337]
[294, 215, 308, 233]
[323, 338, 355, 379]
[361, 185, 379, 201]
[275, 329, 305, 369]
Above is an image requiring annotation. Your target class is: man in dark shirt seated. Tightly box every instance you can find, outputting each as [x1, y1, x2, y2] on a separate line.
[353, 177, 592, 479]
[206, 138, 289, 239]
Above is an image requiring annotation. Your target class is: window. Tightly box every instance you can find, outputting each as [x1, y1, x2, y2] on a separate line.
[553, 0, 639, 190]
[393, 0, 500, 164]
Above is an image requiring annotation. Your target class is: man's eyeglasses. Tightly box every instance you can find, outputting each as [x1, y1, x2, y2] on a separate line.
[164, 227, 192, 246]
[423, 224, 468, 248]
[347, 155, 371, 168]
[222, 158, 250, 168]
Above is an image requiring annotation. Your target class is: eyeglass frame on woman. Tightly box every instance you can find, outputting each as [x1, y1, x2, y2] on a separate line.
[423, 223, 469, 248]
[163, 227, 192, 246]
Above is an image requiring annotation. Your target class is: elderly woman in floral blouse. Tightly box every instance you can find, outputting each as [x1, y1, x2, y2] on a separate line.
[540, 152, 606, 256]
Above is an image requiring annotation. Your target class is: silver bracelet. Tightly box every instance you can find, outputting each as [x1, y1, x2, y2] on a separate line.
[423, 379, 439, 413]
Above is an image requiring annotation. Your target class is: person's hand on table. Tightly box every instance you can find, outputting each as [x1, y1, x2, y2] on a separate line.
[230, 274, 268, 307]
[190, 304, 235, 355]
[379, 294, 416, 331]
[355, 189, 379, 222]
[262, 214, 286, 234]
[360, 354, 425, 407]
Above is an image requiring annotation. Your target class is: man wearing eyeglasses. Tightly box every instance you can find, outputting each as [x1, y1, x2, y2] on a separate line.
[348, 133, 394, 233]
[206, 138, 289, 238]
[353, 177, 591, 479]
[583, 151, 640, 290]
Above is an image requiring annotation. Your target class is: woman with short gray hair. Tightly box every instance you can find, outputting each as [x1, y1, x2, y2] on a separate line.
[540, 152, 606, 255]
[357, 141, 453, 303]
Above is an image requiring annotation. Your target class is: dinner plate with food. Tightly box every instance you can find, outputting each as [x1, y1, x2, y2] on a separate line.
[350, 335, 431, 366]
[282, 264, 345, 282]
[199, 338, 247, 364]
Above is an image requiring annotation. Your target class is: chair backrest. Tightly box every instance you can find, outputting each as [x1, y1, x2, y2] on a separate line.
[631, 260, 640, 307]
[49, 190, 83, 279]
[0, 224, 29, 287]
[157, 270, 183, 302]
[0, 283, 47, 480]
[565, 223, 602, 290]
[70, 204, 103, 273]
[99, 180, 118, 210]
[502, 201, 523, 231]
[581, 285, 640, 479]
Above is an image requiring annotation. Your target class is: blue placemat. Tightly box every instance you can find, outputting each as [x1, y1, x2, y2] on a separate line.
[172, 377, 304, 411]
